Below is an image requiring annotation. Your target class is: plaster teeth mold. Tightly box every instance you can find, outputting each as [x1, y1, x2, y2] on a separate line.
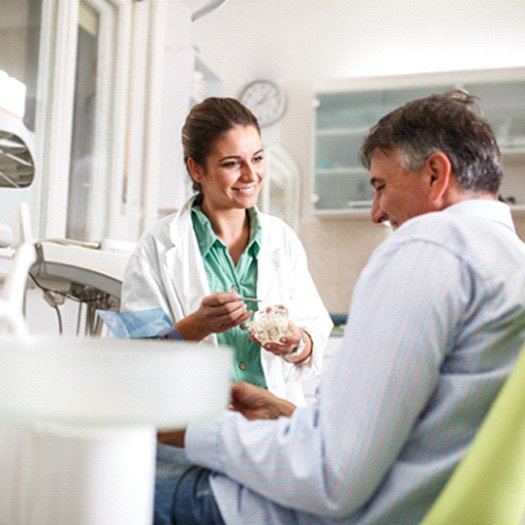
[245, 305, 291, 345]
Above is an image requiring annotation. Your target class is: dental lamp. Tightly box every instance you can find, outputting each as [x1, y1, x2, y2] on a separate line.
[0, 108, 35, 190]
[0, 108, 37, 329]
[0, 108, 232, 524]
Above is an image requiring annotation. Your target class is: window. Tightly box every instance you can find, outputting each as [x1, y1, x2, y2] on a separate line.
[38, 0, 136, 241]
[2, 0, 166, 242]
[67, 0, 100, 240]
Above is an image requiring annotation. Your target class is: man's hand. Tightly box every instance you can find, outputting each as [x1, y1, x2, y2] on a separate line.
[156, 383, 296, 447]
[230, 382, 296, 420]
[157, 429, 186, 448]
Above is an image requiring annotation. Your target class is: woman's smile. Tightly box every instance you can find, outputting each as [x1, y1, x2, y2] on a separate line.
[233, 184, 257, 195]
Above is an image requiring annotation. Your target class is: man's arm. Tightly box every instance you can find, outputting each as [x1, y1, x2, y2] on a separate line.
[230, 382, 296, 419]
[185, 239, 467, 518]
[157, 382, 295, 447]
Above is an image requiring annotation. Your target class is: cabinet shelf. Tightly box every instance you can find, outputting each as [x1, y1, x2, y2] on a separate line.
[315, 167, 365, 175]
[313, 208, 372, 220]
[312, 70, 525, 216]
[316, 127, 369, 137]
[312, 204, 525, 220]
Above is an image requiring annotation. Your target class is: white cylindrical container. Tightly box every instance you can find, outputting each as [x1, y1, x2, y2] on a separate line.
[0, 424, 156, 525]
[0, 336, 232, 524]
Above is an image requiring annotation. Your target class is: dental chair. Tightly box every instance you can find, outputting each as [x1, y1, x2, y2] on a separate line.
[422, 344, 525, 525]
[0, 107, 232, 525]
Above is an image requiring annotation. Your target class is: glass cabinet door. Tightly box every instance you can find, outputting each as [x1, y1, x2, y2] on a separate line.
[313, 77, 525, 216]
[312, 85, 452, 214]
[313, 90, 381, 211]
[464, 80, 525, 151]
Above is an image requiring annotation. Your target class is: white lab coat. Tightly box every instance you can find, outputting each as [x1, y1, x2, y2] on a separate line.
[121, 197, 333, 405]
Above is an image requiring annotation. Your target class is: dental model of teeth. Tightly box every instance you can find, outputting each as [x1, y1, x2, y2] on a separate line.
[245, 304, 291, 345]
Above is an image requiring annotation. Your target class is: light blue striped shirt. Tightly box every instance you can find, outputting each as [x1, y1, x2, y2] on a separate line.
[186, 200, 525, 524]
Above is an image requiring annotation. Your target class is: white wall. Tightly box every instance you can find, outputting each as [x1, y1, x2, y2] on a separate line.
[186, 0, 525, 172]
[186, 0, 525, 89]
[184, 0, 525, 158]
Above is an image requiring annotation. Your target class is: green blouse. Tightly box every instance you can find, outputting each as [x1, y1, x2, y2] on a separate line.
[191, 203, 267, 388]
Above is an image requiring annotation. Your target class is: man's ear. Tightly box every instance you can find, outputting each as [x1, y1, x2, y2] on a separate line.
[187, 157, 203, 183]
[425, 151, 452, 202]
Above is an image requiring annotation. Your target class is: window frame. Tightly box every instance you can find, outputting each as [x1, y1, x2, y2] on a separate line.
[34, 0, 165, 241]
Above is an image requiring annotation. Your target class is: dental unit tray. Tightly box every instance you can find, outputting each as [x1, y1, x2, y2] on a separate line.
[29, 240, 131, 306]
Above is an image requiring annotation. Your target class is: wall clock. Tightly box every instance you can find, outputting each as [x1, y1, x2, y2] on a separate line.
[238, 79, 286, 127]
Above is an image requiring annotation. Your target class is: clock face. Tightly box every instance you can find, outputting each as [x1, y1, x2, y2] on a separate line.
[238, 80, 286, 127]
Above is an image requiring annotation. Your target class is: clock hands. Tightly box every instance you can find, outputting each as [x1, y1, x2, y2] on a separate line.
[239, 80, 285, 126]
[255, 93, 269, 107]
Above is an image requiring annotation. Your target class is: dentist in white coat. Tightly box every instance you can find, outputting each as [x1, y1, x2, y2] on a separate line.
[121, 97, 332, 406]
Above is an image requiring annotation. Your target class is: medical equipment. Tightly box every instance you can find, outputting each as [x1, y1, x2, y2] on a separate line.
[231, 284, 266, 303]
[238, 296, 265, 303]
[0, 109, 37, 331]
[29, 238, 133, 335]
[0, 108, 233, 525]
[0, 108, 34, 189]
[245, 304, 292, 346]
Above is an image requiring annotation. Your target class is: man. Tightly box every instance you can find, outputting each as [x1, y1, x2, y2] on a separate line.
[154, 91, 525, 524]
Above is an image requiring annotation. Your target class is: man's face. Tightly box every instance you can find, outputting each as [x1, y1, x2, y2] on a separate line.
[369, 148, 434, 229]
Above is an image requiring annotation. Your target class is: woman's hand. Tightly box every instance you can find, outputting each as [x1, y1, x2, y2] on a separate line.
[250, 321, 312, 363]
[176, 292, 252, 341]
[230, 381, 296, 420]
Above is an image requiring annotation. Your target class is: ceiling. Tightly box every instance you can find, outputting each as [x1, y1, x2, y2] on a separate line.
[178, 0, 525, 90]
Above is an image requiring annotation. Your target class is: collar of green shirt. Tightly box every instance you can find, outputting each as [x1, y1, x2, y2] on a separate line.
[191, 202, 262, 258]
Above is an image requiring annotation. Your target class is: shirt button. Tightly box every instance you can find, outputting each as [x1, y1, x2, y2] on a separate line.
[239, 362, 247, 370]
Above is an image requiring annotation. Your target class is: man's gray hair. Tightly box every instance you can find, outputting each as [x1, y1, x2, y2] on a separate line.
[360, 90, 503, 194]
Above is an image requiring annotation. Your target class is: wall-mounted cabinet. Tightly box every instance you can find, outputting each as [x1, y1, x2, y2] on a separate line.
[311, 68, 525, 218]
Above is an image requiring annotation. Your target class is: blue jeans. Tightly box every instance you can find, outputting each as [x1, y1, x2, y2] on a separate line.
[154, 443, 226, 525]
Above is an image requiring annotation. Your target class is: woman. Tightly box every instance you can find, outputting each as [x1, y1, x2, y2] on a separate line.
[121, 97, 332, 405]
